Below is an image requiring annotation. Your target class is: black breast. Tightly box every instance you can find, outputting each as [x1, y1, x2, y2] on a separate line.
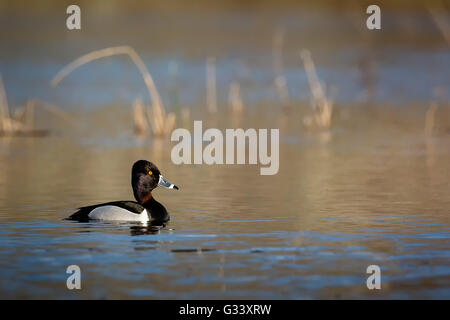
[145, 198, 169, 222]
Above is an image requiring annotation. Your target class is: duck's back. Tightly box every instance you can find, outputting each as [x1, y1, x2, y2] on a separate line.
[69, 201, 148, 222]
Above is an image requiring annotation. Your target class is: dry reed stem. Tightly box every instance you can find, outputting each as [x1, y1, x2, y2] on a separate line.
[1, 72, 77, 137]
[0, 74, 13, 132]
[2, 99, 77, 135]
[146, 107, 176, 137]
[300, 50, 333, 129]
[29, 99, 78, 127]
[229, 81, 244, 114]
[181, 107, 190, 126]
[133, 99, 149, 135]
[13, 100, 35, 129]
[51, 46, 174, 137]
[165, 113, 176, 136]
[206, 57, 218, 114]
[428, 2, 450, 45]
[273, 28, 290, 104]
[425, 102, 438, 137]
[2, 73, 76, 135]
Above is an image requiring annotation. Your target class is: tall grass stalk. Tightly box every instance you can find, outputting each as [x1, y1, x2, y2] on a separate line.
[428, 1, 450, 45]
[425, 102, 438, 137]
[1, 74, 76, 136]
[229, 81, 244, 114]
[273, 28, 290, 105]
[51, 46, 174, 137]
[206, 57, 218, 114]
[300, 50, 333, 130]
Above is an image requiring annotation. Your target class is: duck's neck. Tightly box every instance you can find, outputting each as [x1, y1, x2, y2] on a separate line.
[141, 193, 169, 222]
[141, 192, 153, 204]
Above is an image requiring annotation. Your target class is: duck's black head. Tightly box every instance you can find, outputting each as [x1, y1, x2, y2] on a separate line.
[131, 160, 179, 204]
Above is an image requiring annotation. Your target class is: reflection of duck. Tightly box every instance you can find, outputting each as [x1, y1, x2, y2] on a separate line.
[69, 160, 178, 223]
[129, 223, 165, 236]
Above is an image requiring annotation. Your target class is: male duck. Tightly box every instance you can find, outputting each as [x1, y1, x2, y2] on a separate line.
[69, 160, 178, 223]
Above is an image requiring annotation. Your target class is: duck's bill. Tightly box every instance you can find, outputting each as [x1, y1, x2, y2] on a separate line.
[158, 175, 179, 190]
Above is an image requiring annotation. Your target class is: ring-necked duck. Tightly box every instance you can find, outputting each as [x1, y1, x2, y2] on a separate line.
[69, 160, 178, 223]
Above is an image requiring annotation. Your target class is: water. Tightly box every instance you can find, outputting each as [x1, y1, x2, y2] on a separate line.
[0, 120, 449, 299]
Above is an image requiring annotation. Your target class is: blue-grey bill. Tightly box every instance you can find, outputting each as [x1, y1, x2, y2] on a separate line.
[158, 175, 179, 190]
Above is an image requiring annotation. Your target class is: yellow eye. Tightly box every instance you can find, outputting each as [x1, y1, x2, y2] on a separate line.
[148, 170, 153, 175]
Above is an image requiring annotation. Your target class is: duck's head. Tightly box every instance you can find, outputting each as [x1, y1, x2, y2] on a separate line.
[132, 160, 178, 204]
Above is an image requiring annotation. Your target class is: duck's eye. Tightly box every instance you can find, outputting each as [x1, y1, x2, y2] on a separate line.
[148, 170, 153, 175]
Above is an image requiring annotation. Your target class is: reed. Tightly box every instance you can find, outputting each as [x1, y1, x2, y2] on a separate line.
[133, 99, 149, 135]
[346, 1, 379, 101]
[229, 81, 244, 127]
[424, 102, 438, 137]
[0, 74, 14, 132]
[206, 57, 218, 114]
[168, 61, 180, 110]
[273, 27, 290, 105]
[181, 107, 190, 127]
[1, 74, 74, 136]
[229, 81, 244, 114]
[0, 75, 24, 133]
[300, 50, 333, 130]
[51, 46, 175, 137]
[147, 105, 176, 137]
[428, 1, 450, 45]
[25, 99, 77, 127]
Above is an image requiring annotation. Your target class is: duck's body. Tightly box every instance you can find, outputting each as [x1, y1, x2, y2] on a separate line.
[68, 160, 178, 223]
[70, 201, 150, 222]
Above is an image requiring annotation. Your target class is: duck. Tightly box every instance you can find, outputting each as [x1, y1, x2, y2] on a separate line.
[68, 160, 178, 223]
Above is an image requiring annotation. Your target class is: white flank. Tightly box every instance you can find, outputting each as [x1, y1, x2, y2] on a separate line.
[88, 206, 149, 222]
